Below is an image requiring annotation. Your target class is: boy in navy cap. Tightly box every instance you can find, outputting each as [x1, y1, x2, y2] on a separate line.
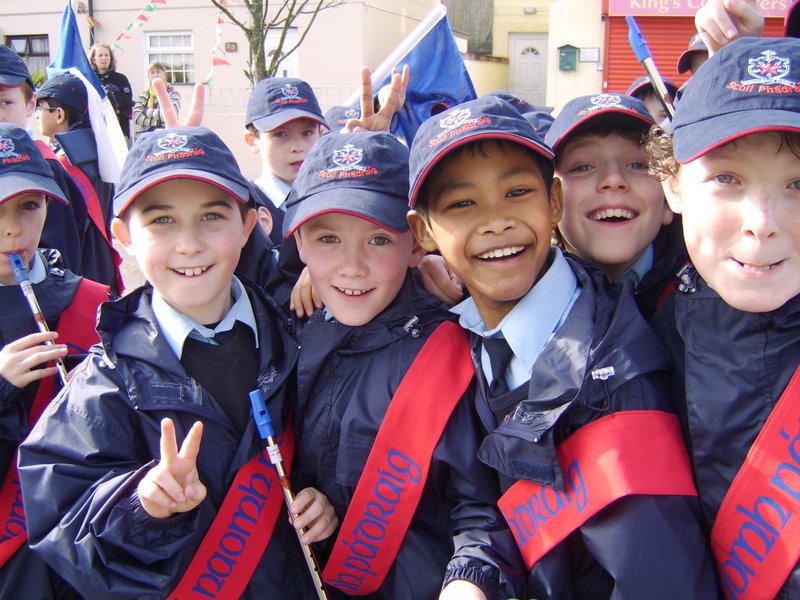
[18, 127, 337, 598]
[625, 75, 679, 124]
[284, 130, 522, 600]
[36, 72, 124, 294]
[0, 123, 109, 599]
[647, 36, 800, 598]
[677, 33, 709, 76]
[407, 96, 718, 599]
[243, 77, 328, 245]
[0, 44, 92, 281]
[545, 93, 680, 316]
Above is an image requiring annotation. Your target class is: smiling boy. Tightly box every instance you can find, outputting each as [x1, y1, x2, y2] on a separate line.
[18, 127, 336, 598]
[407, 96, 718, 599]
[647, 36, 800, 598]
[285, 130, 522, 600]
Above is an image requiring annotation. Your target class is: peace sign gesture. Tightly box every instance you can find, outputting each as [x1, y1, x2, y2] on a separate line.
[138, 418, 207, 519]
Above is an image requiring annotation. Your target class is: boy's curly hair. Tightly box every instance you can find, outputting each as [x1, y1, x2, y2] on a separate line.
[643, 126, 679, 182]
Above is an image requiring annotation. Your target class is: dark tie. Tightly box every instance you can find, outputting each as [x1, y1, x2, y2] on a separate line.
[483, 337, 514, 397]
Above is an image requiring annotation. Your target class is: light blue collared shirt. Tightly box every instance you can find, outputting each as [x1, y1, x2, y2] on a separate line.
[253, 172, 291, 210]
[452, 248, 580, 390]
[1, 252, 47, 287]
[152, 276, 259, 360]
[615, 244, 654, 287]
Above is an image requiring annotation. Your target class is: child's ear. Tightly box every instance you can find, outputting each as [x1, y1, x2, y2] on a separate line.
[661, 175, 683, 215]
[110, 217, 133, 256]
[293, 230, 307, 263]
[243, 129, 259, 154]
[407, 210, 438, 253]
[549, 177, 564, 225]
[55, 107, 67, 125]
[407, 239, 429, 269]
[256, 206, 273, 236]
[241, 207, 258, 244]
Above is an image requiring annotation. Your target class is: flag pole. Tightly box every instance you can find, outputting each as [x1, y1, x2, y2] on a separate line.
[344, 4, 447, 105]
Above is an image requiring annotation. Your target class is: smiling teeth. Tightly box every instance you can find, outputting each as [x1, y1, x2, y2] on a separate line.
[479, 246, 525, 260]
[337, 287, 368, 296]
[592, 208, 635, 221]
[174, 266, 208, 277]
[738, 262, 775, 272]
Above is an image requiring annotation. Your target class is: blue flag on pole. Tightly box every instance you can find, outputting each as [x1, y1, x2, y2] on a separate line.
[369, 6, 477, 144]
[48, 1, 104, 98]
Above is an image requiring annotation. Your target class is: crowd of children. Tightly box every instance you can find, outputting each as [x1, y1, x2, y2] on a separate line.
[1, 0, 799, 598]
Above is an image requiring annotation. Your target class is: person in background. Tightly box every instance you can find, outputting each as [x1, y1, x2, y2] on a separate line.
[89, 42, 133, 143]
[133, 61, 181, 135]
[676, 33, 709, 77]
[625, 75, 678, 125]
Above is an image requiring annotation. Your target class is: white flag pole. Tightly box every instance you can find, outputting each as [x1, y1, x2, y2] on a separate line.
[343, 4, 447, 106]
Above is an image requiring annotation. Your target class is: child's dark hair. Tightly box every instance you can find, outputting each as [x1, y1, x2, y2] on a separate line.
[644, 128, 800, 181]
[414, 138, 554, 215]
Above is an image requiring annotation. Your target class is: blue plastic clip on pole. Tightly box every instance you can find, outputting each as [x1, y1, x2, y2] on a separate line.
[248, 390, 328, 599]
[626, 15, 675, 120]
[9, 252, 69, 385]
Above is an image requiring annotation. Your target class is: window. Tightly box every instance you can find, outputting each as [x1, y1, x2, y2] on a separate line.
[5, 35, 50, 78]
[265, 28, 298, 78]
[146, 32, 194, 84]
[521, 46, 540, 57]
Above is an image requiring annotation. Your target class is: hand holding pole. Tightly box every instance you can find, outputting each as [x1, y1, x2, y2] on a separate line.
[249, 390, 329, 600]
[8, 253, 69, 386]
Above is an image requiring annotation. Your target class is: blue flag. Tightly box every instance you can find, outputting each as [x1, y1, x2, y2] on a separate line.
[48, 0, 104, 98]
[371, 7, 476, 144]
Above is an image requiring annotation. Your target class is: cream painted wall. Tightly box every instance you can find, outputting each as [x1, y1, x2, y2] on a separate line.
[546, 0, 605, 114]
[0, 0, 439, 178]
[464, 57, 509, 96]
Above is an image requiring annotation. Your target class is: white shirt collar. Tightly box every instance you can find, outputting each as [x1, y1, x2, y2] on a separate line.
[253, 172, 292, 209]
[151, 276, 259, 359]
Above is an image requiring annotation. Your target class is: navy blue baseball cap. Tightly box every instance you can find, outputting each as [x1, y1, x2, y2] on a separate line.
[408, 96, 554, 209]
[787, 0, 800, 37]
[114, 127, 252, 217]
[283, 131, 410, 236]
[0, 123, 68, 204]
[0, 45, 34, 88]
[323, 105, 361, 134]
[245, 77, 327, 132]
[38, 73, 88, 116]
[677, 33, 708, 74]
[625, 75, 679, 99]
[485, 90, 535, 115]
[545, 93, 655, 153]
[666, 36, 800, 163]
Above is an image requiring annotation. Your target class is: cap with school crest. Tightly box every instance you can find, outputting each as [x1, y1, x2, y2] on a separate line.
[408, 96, 554, 209]
[544, 93, 655, 153]
[114, 127, 252, 217]
[324, 105, 361, 134]
[0, 44, 34, 88]
[666, 36, 800, 163]
[677, 33, 708, 74]
[37, 73, 89, 116]
[245, 77, 327, 132]
[283, 131, 410, 236]
[0, 123, 68, 204]
[625, 75, 679, 99]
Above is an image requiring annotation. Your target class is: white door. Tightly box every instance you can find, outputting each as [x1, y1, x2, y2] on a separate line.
[509, 33, 548, 107]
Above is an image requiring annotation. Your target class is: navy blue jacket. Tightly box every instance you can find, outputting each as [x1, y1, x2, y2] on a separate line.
[18, 283, 320, 599]
[292, 273, 524, 600]
[653, 267, 800, 598]
[0, 252, 105, 600]
[473, 257, 719, 599]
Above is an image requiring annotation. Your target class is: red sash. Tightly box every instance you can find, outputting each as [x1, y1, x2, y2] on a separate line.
[36, 141, 124, 294]
[498, 410, 698, 570]
[0, 278, 107, 566]
[711, 365, 800, 600]
[169, 427, 295, 599]
[322, 321, 474, 595]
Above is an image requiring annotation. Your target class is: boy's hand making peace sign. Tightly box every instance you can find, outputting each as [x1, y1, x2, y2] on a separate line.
[138, 418, 207, 519]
